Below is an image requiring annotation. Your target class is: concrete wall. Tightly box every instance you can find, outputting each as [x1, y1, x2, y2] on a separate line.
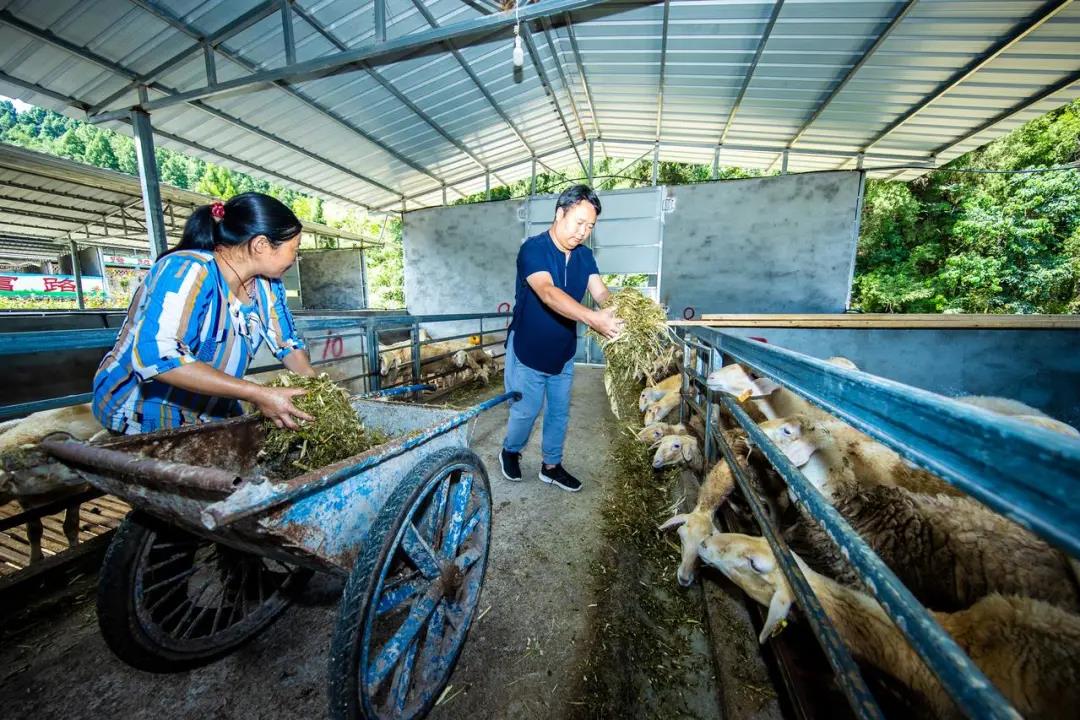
[662, 171, 862, 317]
[719, 326, 1080, 427]
[298, 249, 366, 310]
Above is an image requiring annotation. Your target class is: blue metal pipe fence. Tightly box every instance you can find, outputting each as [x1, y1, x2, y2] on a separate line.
[676, 324, 1080, 719]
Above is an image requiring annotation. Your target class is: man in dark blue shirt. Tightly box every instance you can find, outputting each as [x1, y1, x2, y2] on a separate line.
[500, 185, 623, 492]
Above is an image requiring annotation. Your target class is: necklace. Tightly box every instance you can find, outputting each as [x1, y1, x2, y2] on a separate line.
[216, 251, 255, 303]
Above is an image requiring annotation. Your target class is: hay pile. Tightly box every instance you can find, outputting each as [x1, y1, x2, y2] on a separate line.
[590, 288, 674, 386]
[259, 373, 388, 474]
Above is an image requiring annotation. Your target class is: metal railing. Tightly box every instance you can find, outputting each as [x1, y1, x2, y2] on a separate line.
[676, 325, 1080, 720]
[0, 311, 511, 420]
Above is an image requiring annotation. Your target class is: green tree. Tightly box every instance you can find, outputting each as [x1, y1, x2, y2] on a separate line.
[56, 128, 87, 160]
[196, 164, 239, 199]
[84, 132, 120, 170]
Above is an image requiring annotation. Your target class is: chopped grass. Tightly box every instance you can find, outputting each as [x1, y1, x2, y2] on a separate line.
[589, 289, 675, 386]
[259, 372, 389, 475]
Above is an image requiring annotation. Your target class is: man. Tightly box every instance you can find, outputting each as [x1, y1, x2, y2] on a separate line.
[500, 185, 623, 492]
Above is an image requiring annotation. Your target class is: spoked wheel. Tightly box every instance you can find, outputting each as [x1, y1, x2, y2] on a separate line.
[97, 511, 310, 672]
[328, 447, 492, 720]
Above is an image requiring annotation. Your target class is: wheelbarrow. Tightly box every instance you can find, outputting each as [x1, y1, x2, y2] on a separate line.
[42, 385, 517, 720]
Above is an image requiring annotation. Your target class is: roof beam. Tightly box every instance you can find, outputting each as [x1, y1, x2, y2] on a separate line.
[0, 70, 90, 112]
[604, 135, 932, 164]
[655, 0, 670, 142]
[562, 13, 603, 150]
[788, 0, 919, 148]
[289, 2, 501, 190]
[0, 9, 389, 205]
[88, 0, 283, 113]
[930, 67, 1080, 158]
[90, 0, 612, 118]
[407, 0, 537, 158]
[863, 0, 1073, 152]
[520, 26, 587, 175]
[718, 0, 785, 145]
[540, 17, 587, 143]
[117, 0, 441, 189]
[281, 0, 296, 66]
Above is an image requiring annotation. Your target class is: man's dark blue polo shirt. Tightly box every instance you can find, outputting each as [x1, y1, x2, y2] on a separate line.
[509, 230, 599, 374]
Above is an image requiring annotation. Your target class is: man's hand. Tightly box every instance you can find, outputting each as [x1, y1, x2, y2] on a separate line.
[590, 307, 625, 340]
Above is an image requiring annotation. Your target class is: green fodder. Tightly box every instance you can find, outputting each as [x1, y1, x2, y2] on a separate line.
[259, 373, 389, 475]
[589, 288, 674, 386]
[570, 422, 713, 719]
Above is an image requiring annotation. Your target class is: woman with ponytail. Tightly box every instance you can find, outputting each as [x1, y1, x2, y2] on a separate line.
[93, 192, 317, 434]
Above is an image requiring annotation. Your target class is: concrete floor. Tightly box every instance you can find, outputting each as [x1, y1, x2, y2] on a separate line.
[1, 367, 614, 720]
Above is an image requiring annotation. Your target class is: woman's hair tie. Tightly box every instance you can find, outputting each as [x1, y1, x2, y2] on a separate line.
[210, 201, 226, 220]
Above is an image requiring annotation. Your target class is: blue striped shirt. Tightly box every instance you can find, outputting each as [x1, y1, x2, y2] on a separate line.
[93, 250, 305, 434]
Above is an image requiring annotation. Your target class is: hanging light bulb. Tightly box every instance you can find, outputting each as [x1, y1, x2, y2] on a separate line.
[512, 25, 524, 67]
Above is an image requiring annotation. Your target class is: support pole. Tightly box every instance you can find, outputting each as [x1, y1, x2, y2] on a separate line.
[651, 143, 660, 186]
[781, 149, 789, 175]
[587, 138, 594, 185]
[281, 0, 296, 66]
[374, 0, 387, 43]
[712, 146, 720, 180]
[69, 240, 85, 310]
[530, 157, 537, 196]
[130, 108, 168, 258]
[442, 184, 448, 206]
[856, 152, 865, 170]
[359, 248, 369, 309]
[485, 170, 491, 201]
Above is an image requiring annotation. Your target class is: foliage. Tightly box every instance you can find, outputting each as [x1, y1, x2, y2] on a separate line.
[853, 97, 1080, 314]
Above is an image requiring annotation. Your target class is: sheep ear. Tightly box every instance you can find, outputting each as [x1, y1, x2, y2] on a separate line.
[659, 513, 688, 531]
[736, 388, 753, 403]
[753, 378, 781, 396]
[785, 439, 816, 467]
[758, 588, 794, 644]
[681, 440, 699, 463]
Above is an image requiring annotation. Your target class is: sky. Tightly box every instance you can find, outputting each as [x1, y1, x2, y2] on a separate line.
[1, 95, 32, 111]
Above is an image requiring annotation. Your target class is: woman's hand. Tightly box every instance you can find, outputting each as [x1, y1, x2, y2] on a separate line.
[251, 386, 314, 430]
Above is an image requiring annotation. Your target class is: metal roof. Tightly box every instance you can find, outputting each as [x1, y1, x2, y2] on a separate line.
[0, 143, 377, 263]
[1, 0, 1078, 212]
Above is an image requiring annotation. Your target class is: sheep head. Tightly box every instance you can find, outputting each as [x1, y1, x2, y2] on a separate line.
[651, 434, 701, 470]
[642, 392, 679, 425]
[698, 533, 794, 643]
[639, 386, 669, 412]
[636, 422, 686, 445]
[1013, 414, 1080, 438]
[659, 510, 716, 586]
[826, 356, 859, 371]
[706, 364, 779, 402]
[757, 415, 819, 467]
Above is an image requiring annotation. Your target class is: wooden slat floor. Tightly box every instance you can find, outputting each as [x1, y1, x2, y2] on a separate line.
[0, 495, 130, 576]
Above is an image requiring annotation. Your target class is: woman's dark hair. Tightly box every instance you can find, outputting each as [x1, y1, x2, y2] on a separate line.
[162, 192, 303, 258]
[555, 184, 602, 218]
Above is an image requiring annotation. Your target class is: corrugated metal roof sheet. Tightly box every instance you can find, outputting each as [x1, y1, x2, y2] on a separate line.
[0, 0, 1077, 211]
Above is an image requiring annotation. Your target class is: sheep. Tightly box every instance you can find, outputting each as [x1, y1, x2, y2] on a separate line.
[0, 404, 105, 563]
[956, 395, 1048, 418]
[760, 414, 1080, 611]
[1014, 414, 1080, 437]
[643, 390, 680, 426]
[638, 373, 682, 412]
[699, 532, 1080, 720]
[650, 434, 702, 471]
[660, 458, 736, 586]
[636, 421, 687, 445]
[705, 356, 859, 422]
[762, 414, 960, 498]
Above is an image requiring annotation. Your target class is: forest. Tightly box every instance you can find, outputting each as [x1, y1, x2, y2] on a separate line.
[2, 96, 1078, 314]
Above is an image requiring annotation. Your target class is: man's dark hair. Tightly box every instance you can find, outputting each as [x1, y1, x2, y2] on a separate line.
[555, 184, 601, 218]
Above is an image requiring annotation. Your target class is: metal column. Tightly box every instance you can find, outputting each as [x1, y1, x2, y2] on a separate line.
[530, 157, 537, 196]
[130, 108, 169, 258]
[587, 139, 594, 185]
[69, 240, 85, 310]
[651, 143, 660, 185]
[781, 149, 789, 175]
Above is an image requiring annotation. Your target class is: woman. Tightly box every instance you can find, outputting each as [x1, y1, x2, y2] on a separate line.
[94, 192, 316, 435]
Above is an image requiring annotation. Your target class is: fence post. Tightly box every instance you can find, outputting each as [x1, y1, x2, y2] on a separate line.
[366, 322, 381, 392]
[410, 321, 422, 400]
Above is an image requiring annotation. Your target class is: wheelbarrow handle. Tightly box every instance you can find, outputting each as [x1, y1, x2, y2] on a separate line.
[356, 384, 435, 400]
[201, 391, 521, 530]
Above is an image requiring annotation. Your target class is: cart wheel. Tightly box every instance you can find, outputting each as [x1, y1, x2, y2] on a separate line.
[97, 511, 310, 672]
[328, 447, 492, 720]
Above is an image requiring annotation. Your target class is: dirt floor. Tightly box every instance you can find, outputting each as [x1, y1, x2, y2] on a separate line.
[2, 367, 725, 720]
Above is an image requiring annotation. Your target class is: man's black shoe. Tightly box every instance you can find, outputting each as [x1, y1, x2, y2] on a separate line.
[500, 449, 522, 481]
[539, 464, 582, 493]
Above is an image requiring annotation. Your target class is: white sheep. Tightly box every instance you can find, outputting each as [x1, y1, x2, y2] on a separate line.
[660, 453, 738, 586]
[636, 421, 687, 445]
[759, 414, 1080, 611]
[699, 532, 1080, 720]
[638, 373, 682, 412]
[705, 356, 859, 422]
[642, 390, 680, 426]
[0, 404, 105, 563]
[650, 434, 702, 471]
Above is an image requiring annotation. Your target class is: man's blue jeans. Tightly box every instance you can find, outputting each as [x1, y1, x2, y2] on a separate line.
[502, 331, 575, 465]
